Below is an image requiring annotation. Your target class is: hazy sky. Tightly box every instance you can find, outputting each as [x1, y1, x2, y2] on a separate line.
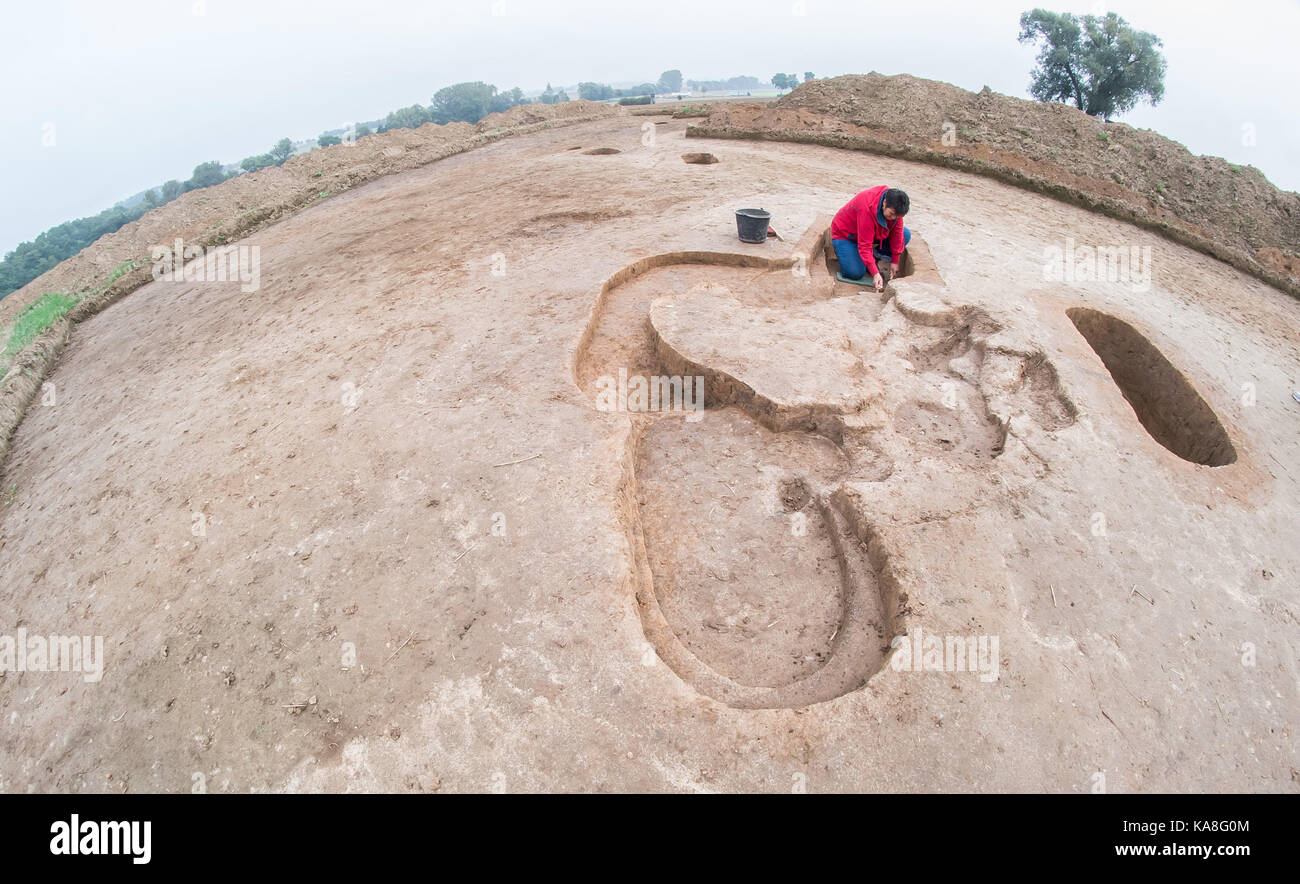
[2, 0, 1297, 256]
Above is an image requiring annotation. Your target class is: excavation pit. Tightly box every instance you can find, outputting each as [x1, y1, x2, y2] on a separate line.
[823, 232, 945, 285]
[1067, 307, 1237, 467]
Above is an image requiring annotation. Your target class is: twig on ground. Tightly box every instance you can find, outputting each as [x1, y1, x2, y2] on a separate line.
[492, 452, 541, 468]
[385, 635, 414, 665]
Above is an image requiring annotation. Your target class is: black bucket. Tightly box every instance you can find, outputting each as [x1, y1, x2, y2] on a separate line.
[735, 208, 771, 243]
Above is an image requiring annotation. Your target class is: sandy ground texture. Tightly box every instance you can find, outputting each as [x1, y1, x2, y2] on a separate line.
[1, 114, 1298, 792]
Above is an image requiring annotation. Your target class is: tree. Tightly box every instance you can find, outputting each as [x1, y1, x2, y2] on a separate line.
[380, 104, 433, 131]
[432, 82, 498, 123]
[489, 87, 530, 114]
[143, 189, 160, 208]
[318, 133, 342, 147]
[657, 69, 683, 93]
[240, 155, 266, 173]
[622, 82, 658, 97]
[804, 72, 815, 82]
[0, 202, 152, 298]
[270, 137, 295, 165]
[183, 161, 227, 192]
[161, 180, 182, 202]
[540, 83, 571, 104]
[1018, 9, 1166, 120]
[772, 73, 796, 91]
[577, 82, 616, 102]
[355, 123, 373, 137]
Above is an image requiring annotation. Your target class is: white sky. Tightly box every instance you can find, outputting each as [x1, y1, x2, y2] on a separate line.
[2, 0, 1297, 256]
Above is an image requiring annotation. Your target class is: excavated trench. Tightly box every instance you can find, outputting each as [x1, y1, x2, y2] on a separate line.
[574, 223, 903, 708]
[1067, 308, 1237, 467]
[574, 222, 1077, 708]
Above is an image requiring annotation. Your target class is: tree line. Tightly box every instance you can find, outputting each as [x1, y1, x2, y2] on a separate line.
[0, 81, 527, 299]
[3, 71, 674, 300]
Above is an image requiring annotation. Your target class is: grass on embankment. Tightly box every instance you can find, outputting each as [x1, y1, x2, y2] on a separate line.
[0, 261, 135, 378]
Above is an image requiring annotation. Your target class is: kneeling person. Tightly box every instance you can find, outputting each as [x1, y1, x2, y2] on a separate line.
[831, 186, 911, 292]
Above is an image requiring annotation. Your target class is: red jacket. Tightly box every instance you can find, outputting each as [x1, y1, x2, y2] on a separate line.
[831, 185, 905, 275]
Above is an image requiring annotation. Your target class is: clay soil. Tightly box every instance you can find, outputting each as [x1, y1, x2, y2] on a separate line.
[1, 111, 1298, 792]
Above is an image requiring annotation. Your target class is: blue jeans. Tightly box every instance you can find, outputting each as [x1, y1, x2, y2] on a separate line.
[833, 227, 911, 280]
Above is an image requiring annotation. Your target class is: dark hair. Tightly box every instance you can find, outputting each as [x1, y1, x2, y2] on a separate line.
[883, 188, 910, 216]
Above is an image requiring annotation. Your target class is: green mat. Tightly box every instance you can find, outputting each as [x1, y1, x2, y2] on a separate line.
[835, 272, 879, 288]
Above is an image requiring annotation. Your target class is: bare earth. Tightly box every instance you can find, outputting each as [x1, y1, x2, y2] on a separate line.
[1, 113, 1298, 792]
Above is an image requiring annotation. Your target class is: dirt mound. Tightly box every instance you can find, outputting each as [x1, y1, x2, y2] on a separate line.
[691, 74, 1300, 297]
[1258, 247, 1300, 278]
[477, 98, 611, 131]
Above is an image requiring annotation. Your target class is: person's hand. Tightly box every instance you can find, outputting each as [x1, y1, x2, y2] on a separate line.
[873, 272, 885, 292]
[890, 262, 899, 275]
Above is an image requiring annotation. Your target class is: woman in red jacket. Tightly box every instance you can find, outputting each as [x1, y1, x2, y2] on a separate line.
[831, 186, 911, 291]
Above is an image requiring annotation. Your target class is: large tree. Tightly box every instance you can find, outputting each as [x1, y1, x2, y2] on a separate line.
[657, 69, 683, 93]
[381, 104, 433, 131]
[577, 82, 616, 102]
[269, 137, 295, 165]
[184, 161, 227, 192]
[489, 87, 530, 114]
[240, 153, 275, 173]
[431, 82, 498, 124]
[1018, 9, 1166, 120]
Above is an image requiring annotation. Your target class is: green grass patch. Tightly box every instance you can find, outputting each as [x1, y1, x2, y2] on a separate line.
[1, 292, 80, 370]
[103, 259, 135, 289]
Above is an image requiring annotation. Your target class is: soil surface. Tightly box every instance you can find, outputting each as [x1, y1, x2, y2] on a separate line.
[1, 112, 1298, 792]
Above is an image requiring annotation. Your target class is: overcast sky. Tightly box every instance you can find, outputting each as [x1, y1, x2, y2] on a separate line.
[2, 0, 1297, 256]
